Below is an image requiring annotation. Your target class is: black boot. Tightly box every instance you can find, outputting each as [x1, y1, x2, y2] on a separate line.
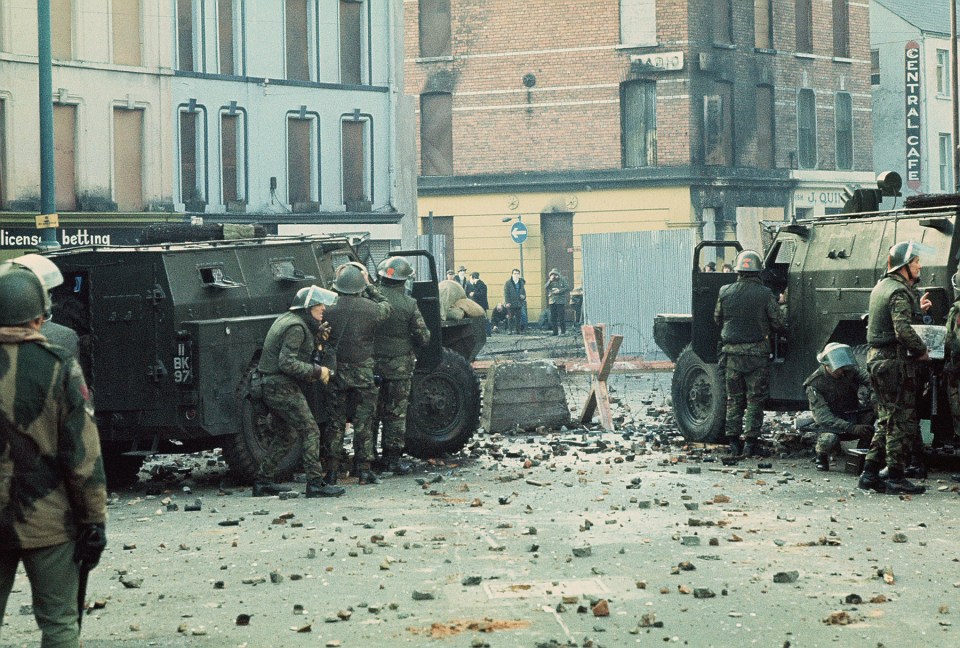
[305, 480, 345, 498]
[904, 464, 927, 479]
[252, 481, 286, 497]
[742, 440, 760, 458]
[727, 438, 744, 457]
[815, 454, 829, 472]
[324, 469, 338, 486]
[383, 453, 412, 476]
[357, 469, 381, 485]
[857, 461, 886, 493]
[883, 467, 926, 495]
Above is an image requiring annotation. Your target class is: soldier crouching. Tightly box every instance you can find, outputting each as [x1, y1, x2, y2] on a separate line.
[801, 343, 875, 472]
[253, 285, 344, 498]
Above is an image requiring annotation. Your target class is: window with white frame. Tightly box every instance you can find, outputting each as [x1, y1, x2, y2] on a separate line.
[620, 0, 656, 46]
[177, 0, 201, 71]
[217, 0, 245, 75]
[285, 0, 316, 82]
[342, 115, 371, 206]
[937, 49, 950, 96]
[797, 90, 817, 169]
[340, 0, 365, 84]
[179, 104, 207, 207]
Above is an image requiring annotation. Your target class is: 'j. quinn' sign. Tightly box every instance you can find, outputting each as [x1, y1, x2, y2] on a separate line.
[905, 41, 922, 191]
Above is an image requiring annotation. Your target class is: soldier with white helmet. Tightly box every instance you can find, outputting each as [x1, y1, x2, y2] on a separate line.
[253, 285, 344, 498]
[802, 343, 875, 471]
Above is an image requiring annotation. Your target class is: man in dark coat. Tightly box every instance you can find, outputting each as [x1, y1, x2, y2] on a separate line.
[467, 272, 489, 311]
[503, 269, 526, 334]
[545, 268, 571, 335]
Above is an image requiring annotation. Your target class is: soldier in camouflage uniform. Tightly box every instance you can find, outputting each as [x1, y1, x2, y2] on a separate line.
[945, 271, 960, 441]
[323, 264, 392, 485]
[373, 257, 431, 475]
[0, 267, 107, 647]
[803, 343, 875, 471]
[254, 285, 344, 498]
[858, 241, 932, 495]
[714, 250, 787, 457]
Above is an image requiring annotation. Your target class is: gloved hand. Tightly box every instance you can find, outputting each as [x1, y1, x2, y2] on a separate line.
[313, 365, 331, 384]
[74, 523, 107, 569]
[852, 424, 874, 439]
[317, 321, 331, 341]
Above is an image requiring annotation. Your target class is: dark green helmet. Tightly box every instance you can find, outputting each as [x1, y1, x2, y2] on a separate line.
[332, 264, 366, 294]
[887, 240, 934, 273]
[377, 256, 414, 281]
[0, 267, 46, 326]
[734, 250, 763, 273]
[7, 254, 64, 319]
[289, 285, 338, 310]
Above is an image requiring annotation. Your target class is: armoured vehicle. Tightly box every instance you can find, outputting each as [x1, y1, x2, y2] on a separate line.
[654, 189, 959, 445]
[45, 230, 484, 484]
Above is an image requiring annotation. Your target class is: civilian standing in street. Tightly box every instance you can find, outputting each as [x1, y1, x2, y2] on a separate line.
[252, 285, 344, 498]
[545, 268, 571, 335]
[714, 250, 786, 458]
[455, 265, 469, 291]
[0, 267, 107, 647]
[503, 269, 526, 335]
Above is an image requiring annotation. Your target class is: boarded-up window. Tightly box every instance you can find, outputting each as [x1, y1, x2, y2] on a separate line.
[796, 0, 812, 53]
[871, 49, 881, 85]
[420, 93, 453, 176]
[622, 81, 656, 168]
[52, 0, 72, 60]
[620, 0, 657, 46]
[833, 0, 849, 57]
[113, 108, 144, 211]
[754, 0, 772, 49]
[54, 104, 77, 211]
[713, 0, 732, 45]
[340, 1, 362, 84]
[419, 0, 451, 57]
[797, 89, 817, 169]
[218, 0, 235, 75]
[287, 117, 314, 204]
[113, 0, 141, 66]
[835, 92, 852, 170]
[286, 0, 310, 81]
[177, 0, 194, 71]
[704, 82, 733, 166]
[756, 85, 775, 169]
[221, 112, 245, 204]
[342, 119, 366, 204]
[180, 109, 206, 205]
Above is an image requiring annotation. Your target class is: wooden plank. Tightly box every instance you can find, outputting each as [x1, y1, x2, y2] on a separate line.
[597, 335, 623, 382]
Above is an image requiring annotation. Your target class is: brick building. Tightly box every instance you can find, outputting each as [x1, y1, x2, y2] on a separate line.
[406, 0, 874, 320]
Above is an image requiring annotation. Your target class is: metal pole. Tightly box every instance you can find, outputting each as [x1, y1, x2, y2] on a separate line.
[952, 0, 959, 191]
[38, 0, 59, 249]
[518, 215, 524, 277]
[427, 210, 434, 255]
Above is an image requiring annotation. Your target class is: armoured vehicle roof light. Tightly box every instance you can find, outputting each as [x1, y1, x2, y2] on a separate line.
[877, 171, 903, 197]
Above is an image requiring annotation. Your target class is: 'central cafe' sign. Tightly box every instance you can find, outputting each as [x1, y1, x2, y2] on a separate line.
[905, 41, 922, 191]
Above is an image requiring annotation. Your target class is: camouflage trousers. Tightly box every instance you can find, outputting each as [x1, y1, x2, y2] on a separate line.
[325, 363, 378, 472]
[375, 376, 413, 456]
[0, 541, 80, 647]
[866, 356, 918, 470]
[257, 378, 324, 482]
[947, 371, 960, 440]
[722, 353, 770, 440]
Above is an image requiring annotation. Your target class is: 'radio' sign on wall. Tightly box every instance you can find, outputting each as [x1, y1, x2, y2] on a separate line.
[905, 41, 922, 191]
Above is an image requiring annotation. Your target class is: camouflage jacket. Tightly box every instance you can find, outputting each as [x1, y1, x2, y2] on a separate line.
[326, 286, 392, 365]
[257, 311, 320, 384]
[714, 277, 786, 356]
[375, 284, 430, 371]
[1, 327, 107, 550]
[803, 365, 873, 433]
[866, 273, 926, 355]
[945, 301, 960, 368]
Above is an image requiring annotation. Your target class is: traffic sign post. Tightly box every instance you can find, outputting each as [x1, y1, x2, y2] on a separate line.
[507, 218, 527, 278]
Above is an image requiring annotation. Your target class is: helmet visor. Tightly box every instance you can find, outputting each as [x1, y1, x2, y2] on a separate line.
[817, 345, 857, 371]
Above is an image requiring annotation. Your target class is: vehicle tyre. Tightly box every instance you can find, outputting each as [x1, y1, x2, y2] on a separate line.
[223, 363, 300, 483]
[405, 348, 482, 458]
[671, 345, 725, 443]
[101, 445, 144, 489]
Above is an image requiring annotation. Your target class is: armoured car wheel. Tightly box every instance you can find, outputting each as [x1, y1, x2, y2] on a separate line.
[672, 346, 725, 443]
[223, 364, 300, 482]
[405, 348, 482, 458]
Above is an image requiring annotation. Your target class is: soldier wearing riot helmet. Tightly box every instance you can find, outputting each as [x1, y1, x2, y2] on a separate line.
[0, 255, 79, 356]
[0, 267, 107, 645]
[858, 240, 933, 495]
[322, 263, 393, 486]
[372, 257, 431, 475]
[803, 343, 875, 471]
[714, 250, 787, 457]
[253, 285, 344, 498]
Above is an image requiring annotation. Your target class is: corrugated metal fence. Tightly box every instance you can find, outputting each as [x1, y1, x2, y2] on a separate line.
[581, 229, 694, 357]
[415, 234, 447, 282]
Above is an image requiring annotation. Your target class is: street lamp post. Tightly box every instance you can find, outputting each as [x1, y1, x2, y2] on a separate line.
[37, 0, 59, 249]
